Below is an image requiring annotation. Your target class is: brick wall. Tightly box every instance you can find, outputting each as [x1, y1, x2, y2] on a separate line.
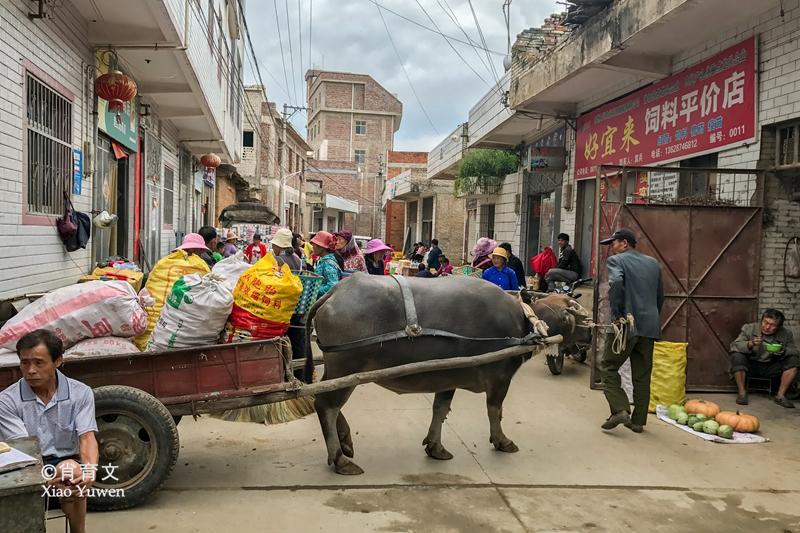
[0, 0, 94, 298]
[433, 188, 465, 263]
[384, 200, 405, 249]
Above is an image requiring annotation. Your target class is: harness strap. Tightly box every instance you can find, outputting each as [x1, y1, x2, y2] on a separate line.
[393, 275, 423, 337]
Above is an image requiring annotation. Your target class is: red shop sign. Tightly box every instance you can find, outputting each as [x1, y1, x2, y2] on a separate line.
[575, 36, 757, 179]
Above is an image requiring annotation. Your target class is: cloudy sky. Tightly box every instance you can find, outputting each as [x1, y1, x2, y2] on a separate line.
[244, 0, 561, 151]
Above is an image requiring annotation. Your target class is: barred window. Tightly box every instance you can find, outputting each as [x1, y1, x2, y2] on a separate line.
[354, 149, 366, 164]
[163, 165, 174, 226]
[355, 120, 366, 135]
[26, 72, 73, 215]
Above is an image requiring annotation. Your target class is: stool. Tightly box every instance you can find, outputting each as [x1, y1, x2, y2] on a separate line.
[46, 502, 69, 532]
[747, 376, 773, 396]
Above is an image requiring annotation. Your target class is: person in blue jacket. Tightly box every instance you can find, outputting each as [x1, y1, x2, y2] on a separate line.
[482, 247, 519, 290]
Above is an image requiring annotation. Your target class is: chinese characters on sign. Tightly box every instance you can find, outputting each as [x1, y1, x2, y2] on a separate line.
[575, 37, 756, 179]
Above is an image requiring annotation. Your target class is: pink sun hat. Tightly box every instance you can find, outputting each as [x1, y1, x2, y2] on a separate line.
[173, 232, 210, 252]
[364, 239, 392, 255]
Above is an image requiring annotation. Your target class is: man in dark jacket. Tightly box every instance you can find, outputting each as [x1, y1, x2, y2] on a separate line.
[499, 242, 526, 288]
[426, 239, 443, 270]
[599, 228, 663, 434]
[197, 226, 218, 269]
[545, 233, 581, 291]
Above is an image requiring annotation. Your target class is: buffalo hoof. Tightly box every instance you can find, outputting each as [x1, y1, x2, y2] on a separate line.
[334, 457, 364, 476]
[493, 439, 519, 453]
[424, 442, 454, 461]
[341, 442, 354, 458]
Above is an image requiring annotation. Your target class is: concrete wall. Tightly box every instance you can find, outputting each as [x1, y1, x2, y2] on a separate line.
[0, 0, 93, 297]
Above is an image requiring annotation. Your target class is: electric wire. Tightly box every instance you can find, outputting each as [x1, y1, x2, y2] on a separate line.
[273, 0, 295, 105]
[375, 2, 439, 135]
[437, 0, 492, 78]
[285, 0, 299, 105]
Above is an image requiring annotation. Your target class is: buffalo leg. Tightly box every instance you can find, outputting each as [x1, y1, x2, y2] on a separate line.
[315, 386, 363, 475]
[486, 378, 519, 453]
[422, 390, 455, 460]
[337, 412, 354, 458]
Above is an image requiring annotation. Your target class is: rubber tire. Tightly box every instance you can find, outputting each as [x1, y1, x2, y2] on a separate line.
[89, 385, 180, 511]
[571, 347, 588, 363]
[546, 353, 564, 375]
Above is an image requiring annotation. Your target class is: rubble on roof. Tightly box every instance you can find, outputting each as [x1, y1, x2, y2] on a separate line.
[563, 0, 615, 26]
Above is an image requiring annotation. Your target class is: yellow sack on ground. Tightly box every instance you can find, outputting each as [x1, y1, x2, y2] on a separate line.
[133, 251, 210, 350]
[648, 341, 688, 412]
[229, 253, 303, 338]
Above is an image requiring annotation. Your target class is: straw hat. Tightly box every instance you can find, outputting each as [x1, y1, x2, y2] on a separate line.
[225, 231, 240, 242]
[490, 246, 509, 260]
[271, 228, 293, 248]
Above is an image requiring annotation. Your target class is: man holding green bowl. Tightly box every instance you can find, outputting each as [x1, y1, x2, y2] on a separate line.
[730, 309, 798, 408]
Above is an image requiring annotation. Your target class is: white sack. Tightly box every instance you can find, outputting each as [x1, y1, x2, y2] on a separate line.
[212, 251, 251, 292]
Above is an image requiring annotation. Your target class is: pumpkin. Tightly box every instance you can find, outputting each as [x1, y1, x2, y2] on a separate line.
[684, 399, 720, 418]
[715, 411, 760, 433]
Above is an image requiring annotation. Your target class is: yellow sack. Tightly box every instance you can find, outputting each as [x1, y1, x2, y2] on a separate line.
[133, 251, 210, 350]
[231, 253, 303, 330]
[648, 341, 688, 412]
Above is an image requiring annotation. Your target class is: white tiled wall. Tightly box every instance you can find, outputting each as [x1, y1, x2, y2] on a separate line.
[0, 0, 93, 298]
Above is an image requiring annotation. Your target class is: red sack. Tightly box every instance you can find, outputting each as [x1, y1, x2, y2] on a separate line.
[530, 247, 557, 277]
[224, 303, 290, 342]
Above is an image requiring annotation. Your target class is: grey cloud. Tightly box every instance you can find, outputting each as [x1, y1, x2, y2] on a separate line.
[245, 0, 560, 151]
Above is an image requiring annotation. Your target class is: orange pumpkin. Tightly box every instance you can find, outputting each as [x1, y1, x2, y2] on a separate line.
[683, 399, 720, 418]
[715, 411, 760, 433]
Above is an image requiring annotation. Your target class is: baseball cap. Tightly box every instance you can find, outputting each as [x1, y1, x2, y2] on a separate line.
[600, 228, 637, 246]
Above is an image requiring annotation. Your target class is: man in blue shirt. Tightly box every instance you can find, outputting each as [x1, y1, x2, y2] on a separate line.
[482, 247, 519, 290]
[0, 330, 98, 533]
[426, 239, 443, 270]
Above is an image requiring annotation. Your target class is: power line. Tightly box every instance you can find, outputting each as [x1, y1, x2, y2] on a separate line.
[273, 0, 294, 105]
[467, 0, 502, 90]
[437, 0, 492, 78]
[375, 3, 439, 136]
[308, 0, 313, 68]
[367, 0, 506, 57]
[413, 0, 491, 90]
[285, 0, 299, 105]
[298, 0, 305, 103]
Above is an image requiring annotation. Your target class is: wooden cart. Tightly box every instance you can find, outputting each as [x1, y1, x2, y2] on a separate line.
[0, 335, 558, 511]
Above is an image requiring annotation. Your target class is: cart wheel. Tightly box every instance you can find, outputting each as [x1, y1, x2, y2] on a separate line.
[88, 385, 179, 511]
[546, 353, 564, 375]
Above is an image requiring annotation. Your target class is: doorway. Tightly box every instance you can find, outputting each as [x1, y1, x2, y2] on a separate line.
[94, 136, 129, 263]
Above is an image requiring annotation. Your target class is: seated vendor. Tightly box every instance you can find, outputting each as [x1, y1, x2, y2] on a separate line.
[730, 309, 798, 408]
[0, 330, 99, 533]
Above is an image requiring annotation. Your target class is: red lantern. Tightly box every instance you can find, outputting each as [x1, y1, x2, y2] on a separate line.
[95, 70, 137, 113]
[200, 153, 221, 168]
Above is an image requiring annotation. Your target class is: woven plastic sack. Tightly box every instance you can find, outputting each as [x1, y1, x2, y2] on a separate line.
[212, 251, 251, 291]
[294, 271, 323, 314]
[227, 253, 303, 339]
[0, 281, 147, 350]
[648, 341, 688, 412]
[65, 337, 140, 357]
[146, 273, 233, 351]
[133, 251, 210, 350]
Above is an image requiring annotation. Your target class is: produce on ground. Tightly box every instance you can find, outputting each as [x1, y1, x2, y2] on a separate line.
[684, 399, 720, 418]
[715, 411, 760, 433]
[717, 425, 734, 439]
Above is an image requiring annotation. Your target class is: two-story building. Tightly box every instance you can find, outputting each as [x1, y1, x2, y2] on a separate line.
[0, 0, 243, 296]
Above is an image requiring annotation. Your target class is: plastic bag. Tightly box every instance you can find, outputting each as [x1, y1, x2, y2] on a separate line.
[65, 337, 140, 356]
[133, 251, 210, 350]
[648, 341, 688, 412]
[226, 253, 303, 340]
[0, 281, 147, 350]
[212, 251, 251, 292]
[146, 273, 233, 351]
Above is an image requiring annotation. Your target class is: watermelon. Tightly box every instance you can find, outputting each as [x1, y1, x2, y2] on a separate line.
[702, 420, 720, 435]
[676, 412, 689, 425]
[667, 404, 686, 420]
[717, 425, 734, 439]
[692, 421, 705, 432]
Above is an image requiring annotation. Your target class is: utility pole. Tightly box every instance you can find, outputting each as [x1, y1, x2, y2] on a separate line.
[280, 103, 308, 228]
[373, 154, 384, 238]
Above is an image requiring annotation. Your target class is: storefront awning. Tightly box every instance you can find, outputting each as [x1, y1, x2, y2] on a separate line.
[325, 194, 358, 213]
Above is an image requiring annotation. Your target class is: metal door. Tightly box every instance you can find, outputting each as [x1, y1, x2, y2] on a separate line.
[591, 165, 763, 391]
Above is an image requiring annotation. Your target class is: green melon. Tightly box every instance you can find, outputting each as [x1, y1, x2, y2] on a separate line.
[717, 425, 734, 439]
[687, 415, 700, 427]
[702, 420, 720, 435]
[667, 404, 686, 420]
[692, 421, 705, 432]
[676, 412, 689, 425]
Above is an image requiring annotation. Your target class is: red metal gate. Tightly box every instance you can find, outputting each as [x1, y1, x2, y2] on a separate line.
[590, 165, 763, 391]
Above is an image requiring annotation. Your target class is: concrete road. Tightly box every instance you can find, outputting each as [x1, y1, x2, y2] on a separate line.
[63, 355, 800, 533]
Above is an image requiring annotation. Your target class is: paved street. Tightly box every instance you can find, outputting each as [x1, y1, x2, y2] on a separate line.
[68, 356, 800, 533]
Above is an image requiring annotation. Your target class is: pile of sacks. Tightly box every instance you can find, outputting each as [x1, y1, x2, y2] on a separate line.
[0, 249, 304, 357]
[139, 250, 302, 351]
[0, 280, 148, 356]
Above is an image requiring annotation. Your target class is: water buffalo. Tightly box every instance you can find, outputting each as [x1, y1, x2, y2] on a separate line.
[306, 273, 543, 475]
[528, 293, 593, 355]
